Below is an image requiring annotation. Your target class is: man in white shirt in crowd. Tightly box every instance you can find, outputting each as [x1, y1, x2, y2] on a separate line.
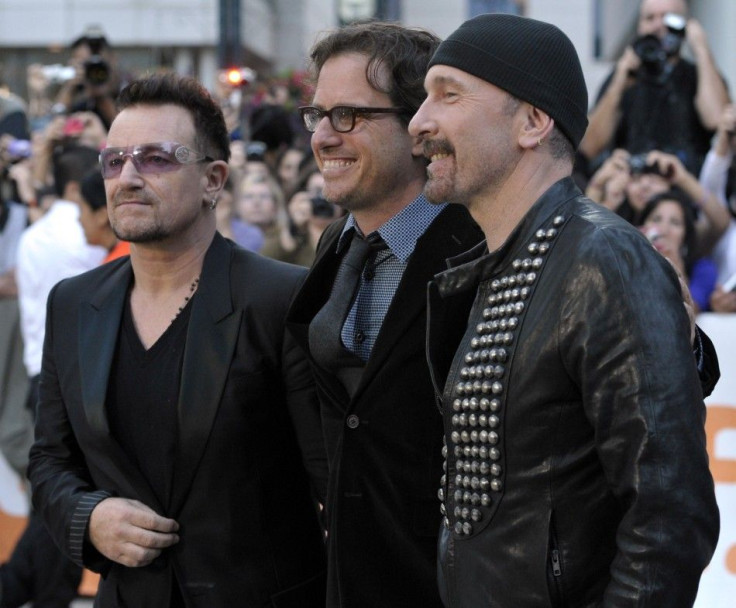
[5, 144, 105, 608]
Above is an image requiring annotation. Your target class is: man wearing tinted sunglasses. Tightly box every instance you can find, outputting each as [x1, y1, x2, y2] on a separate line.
[27, 73, 326, 607]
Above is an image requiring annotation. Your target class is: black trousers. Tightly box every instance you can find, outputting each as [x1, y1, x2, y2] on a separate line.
[0, 375, 82, 608]
[0, 512, 82, 608]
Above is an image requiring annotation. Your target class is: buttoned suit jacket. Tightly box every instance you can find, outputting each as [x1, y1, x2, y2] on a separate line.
[286, 205, 483, 608]
[28, 233, 327, 608]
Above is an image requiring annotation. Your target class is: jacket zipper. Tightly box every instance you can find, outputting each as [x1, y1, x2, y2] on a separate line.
[551, 549, 562, 577]
[548, 513, 564, 607]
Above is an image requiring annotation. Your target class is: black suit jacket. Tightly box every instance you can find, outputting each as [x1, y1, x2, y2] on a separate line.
[28, 233, 327, 608]
[287, 205, 483, 608]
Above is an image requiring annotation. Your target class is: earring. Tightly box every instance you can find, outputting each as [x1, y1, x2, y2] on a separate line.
[537, 137, 544, 147]
[209, 197, 217, 210]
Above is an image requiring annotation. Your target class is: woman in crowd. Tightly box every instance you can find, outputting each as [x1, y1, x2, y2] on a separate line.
[640, 189, 717, 312]
[276, 146, 306, 200]
[586, 148, 730, 257]
[235, 172, 286, 253]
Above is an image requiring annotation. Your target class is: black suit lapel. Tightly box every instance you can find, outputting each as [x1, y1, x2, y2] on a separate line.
[286, 220, 353, 408]
[79, 260, 164, 510]
[170, 234, 241, 515]
[287, 218, 345, 354]
[79, 261, 130, 437]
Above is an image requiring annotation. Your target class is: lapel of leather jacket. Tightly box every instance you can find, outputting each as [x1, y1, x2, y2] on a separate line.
[358, 206, 482, 395]
[169, 234, 241, 516]
[79, 259, 164, 509]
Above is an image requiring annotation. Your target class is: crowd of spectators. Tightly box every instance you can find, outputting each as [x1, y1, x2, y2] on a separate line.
[577, 0, 735, 313]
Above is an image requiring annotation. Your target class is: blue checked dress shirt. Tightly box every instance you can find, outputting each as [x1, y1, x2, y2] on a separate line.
[337, 194, 447, 360]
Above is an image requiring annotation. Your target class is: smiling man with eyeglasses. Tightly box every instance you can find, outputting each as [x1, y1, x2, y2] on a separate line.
[28, 73, 327, 607]
[299, 105, 406, 134]
[286, 21, 483, 608]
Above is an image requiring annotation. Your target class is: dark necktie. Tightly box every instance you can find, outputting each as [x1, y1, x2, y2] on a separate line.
[309, 230, 386, 374]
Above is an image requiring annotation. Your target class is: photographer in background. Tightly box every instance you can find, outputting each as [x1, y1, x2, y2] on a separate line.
[55, 25, 126, 130]
[580, 0, 729, 175]
[587, 147, 731, 256]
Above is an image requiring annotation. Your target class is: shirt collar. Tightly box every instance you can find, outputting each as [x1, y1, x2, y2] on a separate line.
[337, 194, 447, 264]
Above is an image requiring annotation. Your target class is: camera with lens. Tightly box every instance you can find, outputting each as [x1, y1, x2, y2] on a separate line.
[245, 141, 267, 162]
[310, 194, 335, 219]
[83, 30, 111, 86]
[632, 12, 686, 80]
[628, 153, 675, 178]
[629, 153, 661, 175]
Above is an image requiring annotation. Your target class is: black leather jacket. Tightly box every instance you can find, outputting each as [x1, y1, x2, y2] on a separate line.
[426, 178, 719, 608]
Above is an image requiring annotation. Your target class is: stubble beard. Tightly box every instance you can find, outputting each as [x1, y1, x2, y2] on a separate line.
[422, 139, 462, 206]
[111, 220, 167, 244]
[321, 181, 369, 215]
[110, 199, 167, 244]
[423, 168, 455, 205]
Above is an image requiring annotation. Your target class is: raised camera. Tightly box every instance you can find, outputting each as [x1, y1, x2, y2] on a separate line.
[83, 31, 110, 86]
[629, 153, 659, 175]
[310, 195, 335, 219]
[84, 56, 110, 86]
[632, 34, 666, 71]
[245, 141, 267, 162]
[661, 12, 686, 57]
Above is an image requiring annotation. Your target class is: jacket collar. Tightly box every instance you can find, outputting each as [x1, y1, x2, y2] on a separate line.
[79, 233, 241, 515]
[434, 177, 582, 298]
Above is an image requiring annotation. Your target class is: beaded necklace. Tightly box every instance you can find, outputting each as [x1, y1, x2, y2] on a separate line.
[171, 276, 200, 324]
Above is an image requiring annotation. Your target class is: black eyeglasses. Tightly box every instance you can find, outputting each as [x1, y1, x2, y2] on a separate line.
[298, 105, 405, 133]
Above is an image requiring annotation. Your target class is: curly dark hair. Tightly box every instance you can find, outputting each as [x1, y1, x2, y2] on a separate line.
[640, 189, 698, 275]
[116, 73, 230, 162]
[309, 21, 440, 127]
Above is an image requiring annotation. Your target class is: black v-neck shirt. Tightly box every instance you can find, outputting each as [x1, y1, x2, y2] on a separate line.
[105, 290, 193, 511]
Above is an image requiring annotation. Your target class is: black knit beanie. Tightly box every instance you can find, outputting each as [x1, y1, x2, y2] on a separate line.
[429, 14, 588, 149]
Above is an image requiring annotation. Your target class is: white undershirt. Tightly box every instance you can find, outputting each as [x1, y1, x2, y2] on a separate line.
[16, 200, 106, 377]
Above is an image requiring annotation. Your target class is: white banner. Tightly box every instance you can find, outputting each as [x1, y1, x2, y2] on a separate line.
[695, 313, 736, 608]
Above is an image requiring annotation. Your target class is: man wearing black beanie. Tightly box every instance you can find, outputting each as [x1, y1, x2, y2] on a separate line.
[410, 13, 719, 608]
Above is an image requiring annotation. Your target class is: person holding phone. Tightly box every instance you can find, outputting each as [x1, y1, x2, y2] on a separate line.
[640, 189, 718, 311]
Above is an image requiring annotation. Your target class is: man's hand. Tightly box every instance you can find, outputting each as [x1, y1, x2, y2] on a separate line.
[88, 497, 179, 567]
[644, 150, 684, 183]
[684, 19, 708, 55]
[710, 285, 736, 313]
[585, 148, 631, 209]
[614, 46, 641, 83]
